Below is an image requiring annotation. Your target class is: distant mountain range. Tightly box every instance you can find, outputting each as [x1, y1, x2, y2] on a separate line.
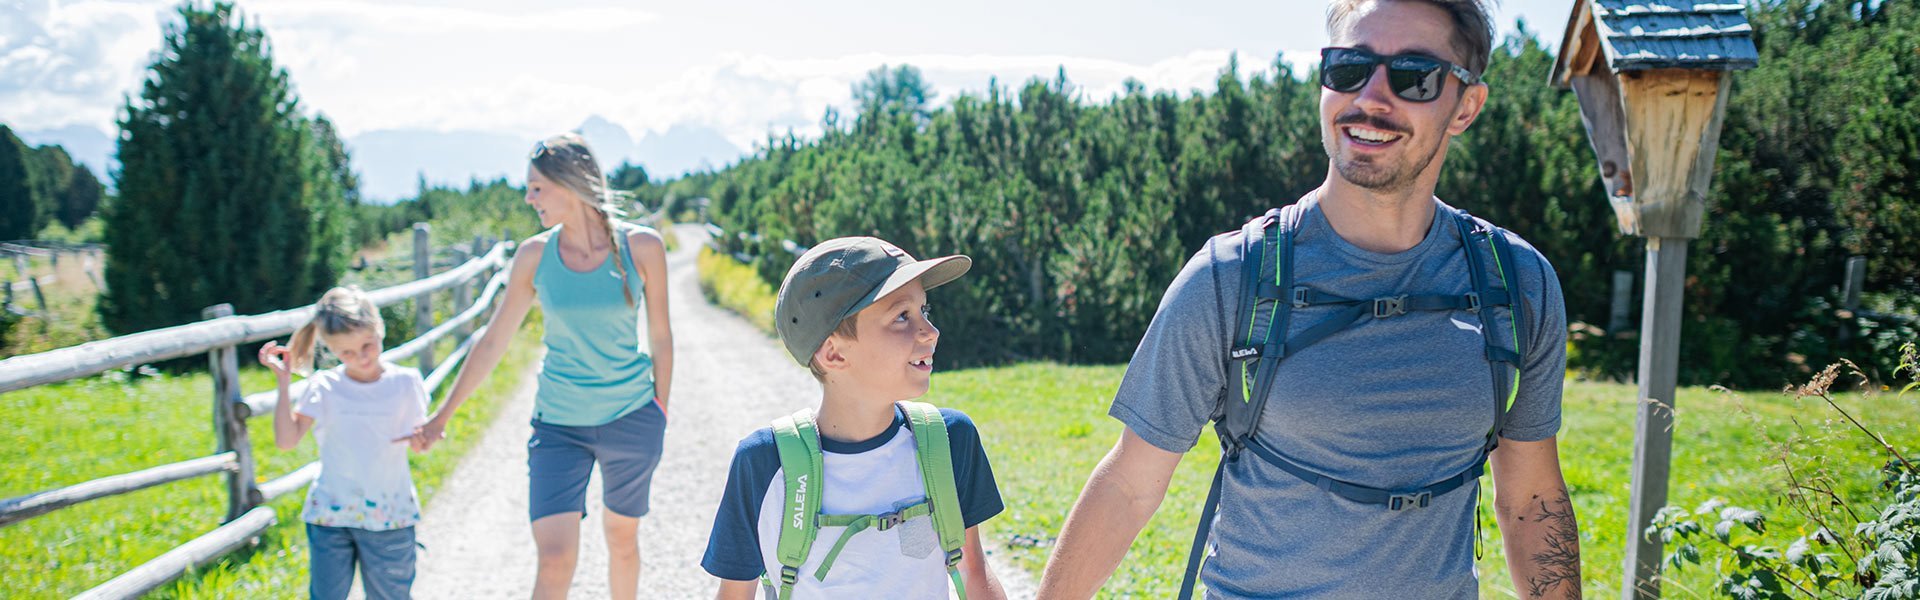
[12, 116, 746, 203]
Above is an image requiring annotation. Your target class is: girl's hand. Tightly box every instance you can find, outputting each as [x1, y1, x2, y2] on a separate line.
[257, 341, 293, 383]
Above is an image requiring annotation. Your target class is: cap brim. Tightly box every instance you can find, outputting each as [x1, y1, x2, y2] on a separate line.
[860, 255, 972, 312]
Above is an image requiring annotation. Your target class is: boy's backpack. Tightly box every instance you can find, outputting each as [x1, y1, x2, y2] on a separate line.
[765, 401, 969, 600]
[1176, 204, 1529, 600]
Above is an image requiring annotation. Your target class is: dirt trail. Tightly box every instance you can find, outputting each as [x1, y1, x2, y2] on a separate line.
[407, 225, 1037, 598]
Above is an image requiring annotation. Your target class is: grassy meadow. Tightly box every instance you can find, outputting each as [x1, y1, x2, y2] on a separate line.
[697, 250, 1920, 598]
[0, 312, 544, 598]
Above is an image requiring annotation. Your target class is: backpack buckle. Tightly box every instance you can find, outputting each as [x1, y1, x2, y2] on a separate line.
[1464, 292, 1481, 313]
[1291, 287, 1310, 308]
[1373, 295, 1408, 319]
[946, 548, 965, 567]
[1387, 491, 1432, 511]
[875, 511, 907, 531]
[780, 565, 800, 584]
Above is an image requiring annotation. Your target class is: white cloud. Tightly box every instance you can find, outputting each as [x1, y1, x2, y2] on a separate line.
[245, 1, 658, 34]
[0, 0, 170, 130]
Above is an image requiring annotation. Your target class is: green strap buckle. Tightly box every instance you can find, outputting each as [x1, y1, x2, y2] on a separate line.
[875, 510, 907, 531]
[779, 565, 800, 585]
[946, 548, 965, 567]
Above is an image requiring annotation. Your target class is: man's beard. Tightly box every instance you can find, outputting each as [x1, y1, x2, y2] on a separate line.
[1325, 110, 1445, 193]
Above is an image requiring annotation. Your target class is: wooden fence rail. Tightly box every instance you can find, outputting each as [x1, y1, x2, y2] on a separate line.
[0, 224, 513, 599]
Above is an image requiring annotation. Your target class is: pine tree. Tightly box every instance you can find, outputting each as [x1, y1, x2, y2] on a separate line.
[102, 1, 350, 334]
[58, 168, 104, 228]
[0, 126, 36, 240]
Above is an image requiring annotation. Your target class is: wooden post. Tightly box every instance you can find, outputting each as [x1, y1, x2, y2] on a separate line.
[413, 224, 436, 373]
[12, 254, 26, 281]
[203, 304, 258, 522]
[30, 277, 48, 333]
[1839, 256, 1866, 343]
[450, 248, 472, 339]
[1610, 269, 1635, 334]
[1623, 238, 1689, 598]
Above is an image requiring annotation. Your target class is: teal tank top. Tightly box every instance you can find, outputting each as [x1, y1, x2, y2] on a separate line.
[531, 221, 656, 426]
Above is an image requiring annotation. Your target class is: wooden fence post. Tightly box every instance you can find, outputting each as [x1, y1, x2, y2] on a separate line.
[1839, 256, 1866, 343]
[1609, 270, 1635, 334]
[451, 248, 472, 339]
[30, 277, 48, 333]
[203, 304, 258, 522]
[413, 224, 436, 373]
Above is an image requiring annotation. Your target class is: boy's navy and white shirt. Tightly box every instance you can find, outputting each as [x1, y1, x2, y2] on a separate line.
[703, 405, 1003, 599]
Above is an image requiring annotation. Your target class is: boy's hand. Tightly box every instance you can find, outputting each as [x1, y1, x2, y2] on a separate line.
[256, 341, 293, 383]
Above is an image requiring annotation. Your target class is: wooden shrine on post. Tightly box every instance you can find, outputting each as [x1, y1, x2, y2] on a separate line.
[1550, 1, 1756, 598]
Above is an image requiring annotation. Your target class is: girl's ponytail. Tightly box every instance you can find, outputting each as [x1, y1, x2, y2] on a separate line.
[288, 321, 321, 375]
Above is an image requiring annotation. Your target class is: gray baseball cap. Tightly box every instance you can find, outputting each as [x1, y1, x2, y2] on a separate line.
[774, 237, 971, 367]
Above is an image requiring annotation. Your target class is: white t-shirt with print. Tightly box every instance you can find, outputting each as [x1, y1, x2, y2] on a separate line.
[296, 363, 428, 531]
[702, 407, 1003, 599]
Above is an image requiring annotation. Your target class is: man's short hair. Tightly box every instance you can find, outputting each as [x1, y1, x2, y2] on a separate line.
[807, 314, 863, 381]
[1327, 0, 1496, 78]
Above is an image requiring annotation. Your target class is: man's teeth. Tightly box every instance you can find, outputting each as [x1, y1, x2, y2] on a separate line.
[1347, 127, 1401, 143]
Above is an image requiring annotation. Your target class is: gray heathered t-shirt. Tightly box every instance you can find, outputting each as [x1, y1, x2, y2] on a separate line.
[1109, 196, 1567, 599]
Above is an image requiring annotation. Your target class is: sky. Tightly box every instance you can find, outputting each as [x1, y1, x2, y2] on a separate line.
[0, 0, 1577, 195]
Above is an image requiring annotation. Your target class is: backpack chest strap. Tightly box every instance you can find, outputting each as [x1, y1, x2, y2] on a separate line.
[1242, 437, 1486, 511]
[812, 501, 935, 581]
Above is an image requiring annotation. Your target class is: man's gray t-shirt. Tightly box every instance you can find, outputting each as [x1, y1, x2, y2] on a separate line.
[1109, 196, 1567, 599]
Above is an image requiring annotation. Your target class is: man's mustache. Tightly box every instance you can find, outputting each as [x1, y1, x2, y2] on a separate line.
[1333, 111, 1411, 136]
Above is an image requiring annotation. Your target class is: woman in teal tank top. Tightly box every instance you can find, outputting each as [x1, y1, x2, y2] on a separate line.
[420, 133, 674, 599]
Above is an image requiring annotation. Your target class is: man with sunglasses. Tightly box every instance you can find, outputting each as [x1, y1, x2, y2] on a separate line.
[1037, 1, 1579, 599]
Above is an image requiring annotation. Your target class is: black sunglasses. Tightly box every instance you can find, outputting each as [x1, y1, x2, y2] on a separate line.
[1319, 47, 1480, 103]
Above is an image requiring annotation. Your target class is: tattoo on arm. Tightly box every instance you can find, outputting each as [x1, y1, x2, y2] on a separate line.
[1524, 492, 1581, 599]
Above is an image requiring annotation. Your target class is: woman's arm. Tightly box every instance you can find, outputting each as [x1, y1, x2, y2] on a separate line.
[417, 238, 543, 449]
[630, 227, 673, 413]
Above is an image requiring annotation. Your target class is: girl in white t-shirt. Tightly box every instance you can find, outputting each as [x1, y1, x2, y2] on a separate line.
[257, 286, 428, 600]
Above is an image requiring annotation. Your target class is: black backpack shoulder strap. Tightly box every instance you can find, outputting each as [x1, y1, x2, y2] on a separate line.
[1451, 209, 1526, 452]
[1216, 203, 1305, 454]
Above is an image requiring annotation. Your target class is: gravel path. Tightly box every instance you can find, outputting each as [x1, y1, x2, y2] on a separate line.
[409, 225, 1036, 599]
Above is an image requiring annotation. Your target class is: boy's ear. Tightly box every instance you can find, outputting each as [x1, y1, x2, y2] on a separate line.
[814, 336, 851, 373]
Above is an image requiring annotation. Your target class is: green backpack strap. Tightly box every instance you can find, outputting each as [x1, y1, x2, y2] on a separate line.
[770, 409, 824, 600]
[900, 401, 969, 600]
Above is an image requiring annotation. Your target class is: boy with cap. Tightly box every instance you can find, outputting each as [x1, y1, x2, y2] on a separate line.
[702, 236, 1008, 600]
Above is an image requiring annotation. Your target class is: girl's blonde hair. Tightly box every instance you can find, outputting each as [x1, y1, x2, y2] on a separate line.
[287, 286, 385, 375]
[530, 132, 636, 307]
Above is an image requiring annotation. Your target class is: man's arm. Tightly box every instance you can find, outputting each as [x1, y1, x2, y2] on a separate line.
[1490, 436, 1581, 599]
[1037, 427, 1185, 599]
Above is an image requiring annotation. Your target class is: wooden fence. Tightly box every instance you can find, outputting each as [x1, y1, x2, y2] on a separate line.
[0, 224, 513, 599]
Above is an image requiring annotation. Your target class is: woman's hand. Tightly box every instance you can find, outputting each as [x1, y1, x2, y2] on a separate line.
[257, 341, 293, 384]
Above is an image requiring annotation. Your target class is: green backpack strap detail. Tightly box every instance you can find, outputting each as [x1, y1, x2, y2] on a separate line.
[901, 401, 969, 600]
[811, 502, 934, 580]
[770, 409, 824, 600]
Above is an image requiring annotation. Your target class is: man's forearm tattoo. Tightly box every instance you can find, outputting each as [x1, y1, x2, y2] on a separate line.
[1524, 491, 1582, 599]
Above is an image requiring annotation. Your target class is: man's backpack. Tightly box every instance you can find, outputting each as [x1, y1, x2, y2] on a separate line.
[766, 401, 969, 600]
[1176, 203, 1529, 599]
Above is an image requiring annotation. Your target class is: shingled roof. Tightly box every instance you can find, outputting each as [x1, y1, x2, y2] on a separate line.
[1552, 0, 1759, 84]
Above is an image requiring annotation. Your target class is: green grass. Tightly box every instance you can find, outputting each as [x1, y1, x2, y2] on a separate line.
[696, 246, 776, 335]
[0, 311, 545, 598]
[919, 363, 1920, 598]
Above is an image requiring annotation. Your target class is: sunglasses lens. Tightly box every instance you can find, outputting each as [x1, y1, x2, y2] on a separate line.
[1386, 57, 1446, 101]
[1321, 49, 1377, 92]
